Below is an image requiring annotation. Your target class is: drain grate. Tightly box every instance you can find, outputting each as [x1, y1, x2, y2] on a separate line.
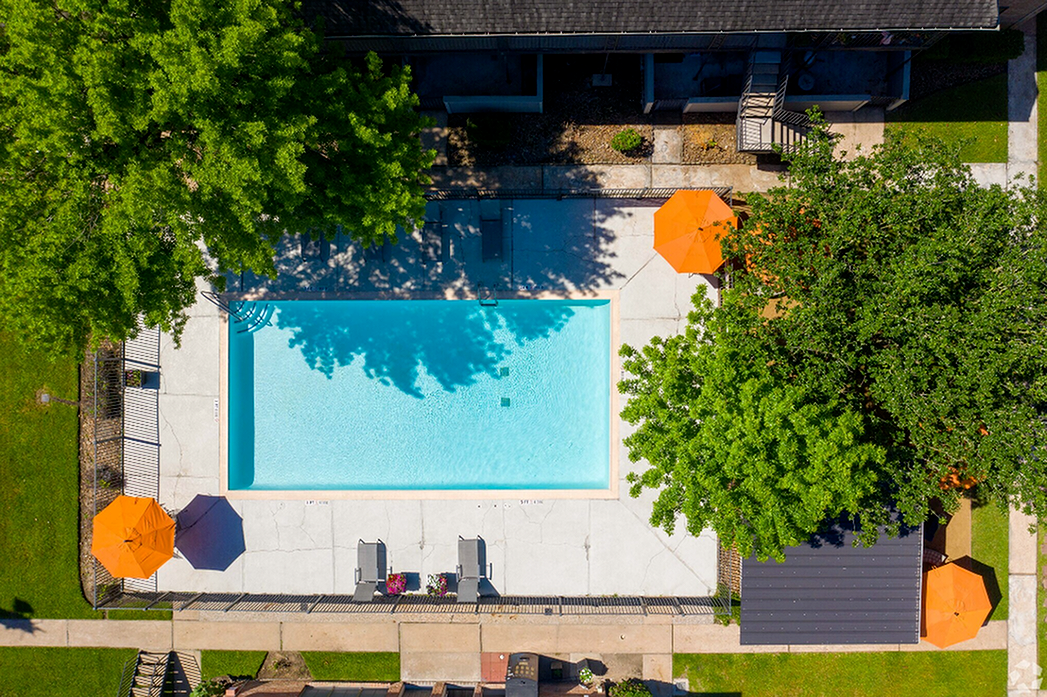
[500, 367, 510, 377]
[501, 397, 511, 407]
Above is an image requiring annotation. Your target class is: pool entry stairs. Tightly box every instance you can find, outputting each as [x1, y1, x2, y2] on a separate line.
[231, 301, 275, 334]
[736, 49, 812, 154]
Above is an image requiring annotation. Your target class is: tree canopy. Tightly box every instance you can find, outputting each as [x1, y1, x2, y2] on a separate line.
[620, 121, 1047, 560]
[0, 0, 434, 354]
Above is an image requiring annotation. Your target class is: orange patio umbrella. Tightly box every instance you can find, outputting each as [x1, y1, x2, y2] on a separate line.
[654, 190, 738, 274]
[922, 562, 993, 648]
[92, 495, 175, 579]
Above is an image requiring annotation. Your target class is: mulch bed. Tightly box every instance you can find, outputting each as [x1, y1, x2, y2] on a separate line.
[79, 341, 124, 606]
[907, 59, 1007, 102]
[446, 54, 756, 167]
[448, 114, 756, 167]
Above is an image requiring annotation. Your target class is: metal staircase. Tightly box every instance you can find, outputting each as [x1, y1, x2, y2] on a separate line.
[116, 651, 202, 697]
[736, 50, 812, 154]
[117, 651, 168, 697]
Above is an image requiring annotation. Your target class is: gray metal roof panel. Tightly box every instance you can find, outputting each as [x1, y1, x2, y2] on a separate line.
[740, 520, 923, 645]
[306, 0, 999, 37]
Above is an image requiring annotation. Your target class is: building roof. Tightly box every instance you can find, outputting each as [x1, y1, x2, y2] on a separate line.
[308, 0, 999, 38]
[740, 520, 923, 645]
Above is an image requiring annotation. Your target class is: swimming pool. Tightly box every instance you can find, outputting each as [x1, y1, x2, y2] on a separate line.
[226, 297, 613, 492]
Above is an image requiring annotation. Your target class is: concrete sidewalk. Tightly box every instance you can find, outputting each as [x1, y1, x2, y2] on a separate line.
[1004, 18, 1041, 697]
[0, 614, 1009, 683]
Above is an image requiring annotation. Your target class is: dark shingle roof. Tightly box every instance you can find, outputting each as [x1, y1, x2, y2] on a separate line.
[307, 0, 998, 37]
[740, 521, 923, 645]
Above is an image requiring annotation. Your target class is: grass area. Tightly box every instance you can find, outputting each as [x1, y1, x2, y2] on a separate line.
[971, 502, 1010, 620]
[1040, 526, 1046, 672]
[302, 652, 400, 682]
[886, 73, 1008, 162]
[0, 647, 136, 697]
[1038, 13, 1047, 186]
[104, 609, 173, 621]
[199, 651, 268, 681]
[0, 331, 98, 620]
[674, 651, 1007, 697]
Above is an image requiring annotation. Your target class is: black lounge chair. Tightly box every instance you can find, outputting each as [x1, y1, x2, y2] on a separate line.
[481, 218, 502, 261]
[353, 539, 387, 602]
[456, 536, 488, 603]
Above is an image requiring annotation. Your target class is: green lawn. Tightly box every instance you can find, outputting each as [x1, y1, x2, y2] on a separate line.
[0, 647, 136, 697]
[0, 331, 98, 620]
[886, 73, 1008, 162]
[970, 502, 1010, 620]
[1039, 527, 1046, 671]
[302, 652, 400, 682]
[199, 651, 268, 681]
[674, 651, 1007, 697]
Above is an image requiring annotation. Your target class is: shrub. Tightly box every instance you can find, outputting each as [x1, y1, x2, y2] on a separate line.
[465, 117, 514, 150]
[610, 128, 643, 153]
[921, 29, 1025, 63]
[608, 679, 652, 697]
[190, 680, 226, 697]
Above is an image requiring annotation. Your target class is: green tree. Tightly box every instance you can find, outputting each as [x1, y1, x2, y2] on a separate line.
[621, 120, 1047, 559]
[620, 291, 889, 560]
[0, 0, 434, 355]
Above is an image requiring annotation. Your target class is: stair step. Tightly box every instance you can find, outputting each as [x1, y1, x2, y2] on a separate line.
[752, 63, 780, 74]
[751, 73, 778, 87]
[753, 50, 782, 63]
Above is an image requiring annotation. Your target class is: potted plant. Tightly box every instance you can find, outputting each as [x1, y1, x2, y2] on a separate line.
[124, 369, 143, 388]
[579, 667, 595, 686]
[426, 573, 448, 597]
[386, 573, 407, 596]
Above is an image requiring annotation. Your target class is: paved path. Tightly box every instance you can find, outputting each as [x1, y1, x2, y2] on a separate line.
[0, 615, 1008, 683]
[1005, 17, 1041, 697]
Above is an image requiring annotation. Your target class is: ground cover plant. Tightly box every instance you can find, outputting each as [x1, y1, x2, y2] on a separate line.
[301, 652, 400, 682]
[0, 0, 434, 357]
[0, 647, 136, 697]
[621, 119, 1047, 560]
[674, 651, 1007, 697]
[1040, 527, 1047, 671]
[970, 502, 1009, 619]
[886, 73, 1007, 162]
[200, 651, 268, 681]
[0, 330, 98, 619]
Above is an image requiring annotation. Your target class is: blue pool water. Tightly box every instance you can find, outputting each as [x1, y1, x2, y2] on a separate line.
[228, 299, 611, 490]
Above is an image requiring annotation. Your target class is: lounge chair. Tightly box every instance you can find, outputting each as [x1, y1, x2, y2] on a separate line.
[422, 221, 443, 265]
[481, 218, 502, 261]
[456, 536, 488, 603]
[300, 232, 330, 261]
[353, 539, 387, 602]
[362, 239, 389, 263]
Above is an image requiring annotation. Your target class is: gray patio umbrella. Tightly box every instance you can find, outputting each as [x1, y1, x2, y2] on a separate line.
[174, 495, 246, 571]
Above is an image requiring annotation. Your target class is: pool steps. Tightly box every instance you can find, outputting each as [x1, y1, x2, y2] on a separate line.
[230, 301, 274, 334]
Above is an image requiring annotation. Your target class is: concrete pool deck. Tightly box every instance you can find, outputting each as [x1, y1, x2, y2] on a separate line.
[156, 198, 719, 597]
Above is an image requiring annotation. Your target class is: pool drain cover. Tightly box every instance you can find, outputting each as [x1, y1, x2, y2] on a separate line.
[501, 397, 511, 407]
